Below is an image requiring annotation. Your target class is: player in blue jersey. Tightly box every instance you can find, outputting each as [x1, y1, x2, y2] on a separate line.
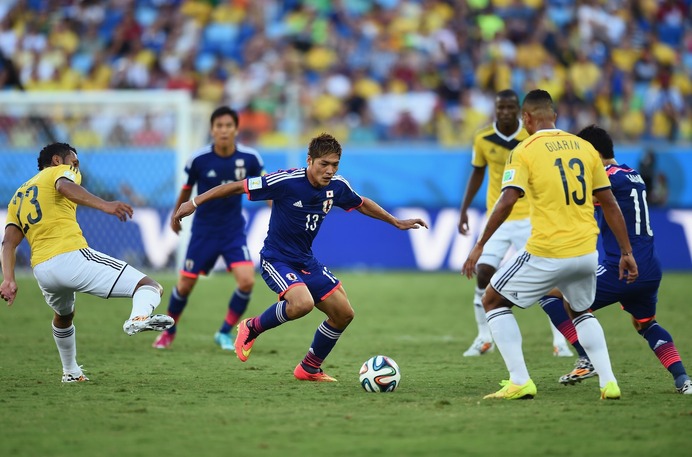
[540, 125, 691, 394]
[153, 106, 265, 351]
[174, 133, 428, 381]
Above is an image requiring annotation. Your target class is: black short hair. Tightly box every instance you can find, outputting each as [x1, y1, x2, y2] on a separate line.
[308, 133, 342, 159]
[577, 124, 614, 159]
[522, 89, 554, 110]
[37, 142, 77, 171]
[210, 106, 239, 128]
[496, 89, 519, 104]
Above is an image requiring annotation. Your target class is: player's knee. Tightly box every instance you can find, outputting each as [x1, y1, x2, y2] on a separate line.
[336, 307, 355, 328]
[287, 297, 315, 318]
[633, 317, 655, 334]
[476, 264, 495, 288]
[53, 311, 74, 328]
[481, 286, 506, 312]
[138, 277, 164, 296]
[236, 276, 254, 292]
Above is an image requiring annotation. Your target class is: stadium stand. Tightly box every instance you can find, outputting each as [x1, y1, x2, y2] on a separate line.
[0, 0, 689, 146]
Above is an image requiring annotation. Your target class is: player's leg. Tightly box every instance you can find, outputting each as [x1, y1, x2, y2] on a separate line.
[294, 266, 352, 381]
[33, 254, 87, 382]
[508, 218, 571, 356]
[235, 258, 313, 362]
[110, 267, 172, 336]
[154, 236, 216, 348]
[482, 250, 554, 399]
[539, 289, 586, 358]
[620, 281, 691, 393]
[216, 242, 255, 349]
[463, 263, 496, 356]
[464, 225, 509, 357]
[559, 252, 619, 399]
[539, 289, 596, 385]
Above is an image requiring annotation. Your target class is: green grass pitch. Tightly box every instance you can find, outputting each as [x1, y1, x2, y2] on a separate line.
[1, 271, 691, 456]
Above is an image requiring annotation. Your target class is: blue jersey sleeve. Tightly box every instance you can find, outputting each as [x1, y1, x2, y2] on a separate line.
[184, 156, 199, 188]
[246, 171, 287, 202]
[332, 176, 363, 211]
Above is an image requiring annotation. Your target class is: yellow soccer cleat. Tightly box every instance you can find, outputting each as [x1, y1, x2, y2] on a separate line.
[484, 379, 537, 400]
[600, 381, 621, 400]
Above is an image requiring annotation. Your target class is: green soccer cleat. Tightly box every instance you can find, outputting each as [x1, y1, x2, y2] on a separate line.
[600, 381, 621, 400]
[483, 379, 536, 400]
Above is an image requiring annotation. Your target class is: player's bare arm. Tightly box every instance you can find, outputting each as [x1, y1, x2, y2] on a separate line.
[0, 225, 24, 306]
[594, 188, 638, 283]
[170, 187, 193, 234]
[175, 180, 246, 221]
[458, 166, 486, 235]
[462, 187, 519, 279]
[55, 178, 133, 222]
[356, 197, 428, 230]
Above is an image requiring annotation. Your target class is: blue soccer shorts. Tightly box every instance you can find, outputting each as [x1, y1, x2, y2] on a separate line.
[259, 255, 341, 304]
[590, 264, 660, 321]
[181, 232, 253, 278]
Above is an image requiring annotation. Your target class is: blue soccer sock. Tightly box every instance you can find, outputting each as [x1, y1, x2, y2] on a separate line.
[249, 300, 289, 337]
[166, 287, 188, 335]
[639, 321, 688, 386]
[301, 320, 344, 372]
[539, 295, 587, 358]
[219, 288, 251, 334]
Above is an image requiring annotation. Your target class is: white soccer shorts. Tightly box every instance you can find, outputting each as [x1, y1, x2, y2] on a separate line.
[33, 248, 146, 316]
[478, 218, 531, 269]
[489, 249, 598, 312]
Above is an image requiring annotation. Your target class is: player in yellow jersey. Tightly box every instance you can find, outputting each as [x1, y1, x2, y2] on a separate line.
[462, 90, 638, 400]
[458, 89, 571, 357]
[1, 143, 174, 383]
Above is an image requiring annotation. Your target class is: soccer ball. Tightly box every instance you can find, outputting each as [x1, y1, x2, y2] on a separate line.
[358, 355, 401, 392]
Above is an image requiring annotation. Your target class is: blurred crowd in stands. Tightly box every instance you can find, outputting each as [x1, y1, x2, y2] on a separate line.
[0, 0, 690, 147]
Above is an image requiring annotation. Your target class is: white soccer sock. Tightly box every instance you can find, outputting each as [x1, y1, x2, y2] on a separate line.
[52, 323, 80, 374]
[573, 313, 617, 387]
[486, 307, 530, 385]
[129, 285, 162, 319]
[549, 319, 568, 346]
[474, 286, 492, 340]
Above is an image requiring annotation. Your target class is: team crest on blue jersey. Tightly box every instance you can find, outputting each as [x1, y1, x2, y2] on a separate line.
[322, 199, 333, 214]
[185, 259, 194, 271]
[286, 273, 298, 282]
[326, 190, 334, 198]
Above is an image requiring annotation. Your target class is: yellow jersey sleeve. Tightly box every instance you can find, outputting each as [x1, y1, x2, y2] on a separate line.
[8, 165, 88, 267]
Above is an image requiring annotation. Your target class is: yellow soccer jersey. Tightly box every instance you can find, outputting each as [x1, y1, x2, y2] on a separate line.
[471, 122, 530, 220]
[5, 164, 88, 267]
[501, 129, 611, 258]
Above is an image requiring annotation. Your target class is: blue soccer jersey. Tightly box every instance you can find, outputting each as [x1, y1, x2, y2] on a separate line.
[185, 143, 264, 236]
[597, 163, 661, 280]
[245, 168, 363, 264]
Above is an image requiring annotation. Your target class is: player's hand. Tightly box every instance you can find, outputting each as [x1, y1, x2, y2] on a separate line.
[619, 254, 638, 284]
[396, 218, 428, 230]
[458, 211, 470, 235]
[0, 280, 18, 306]
[175, 200, 196, 222]
[170, 214, 182, 234]
[104, 201, 133, 222]
[462, 244, 483, 279]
